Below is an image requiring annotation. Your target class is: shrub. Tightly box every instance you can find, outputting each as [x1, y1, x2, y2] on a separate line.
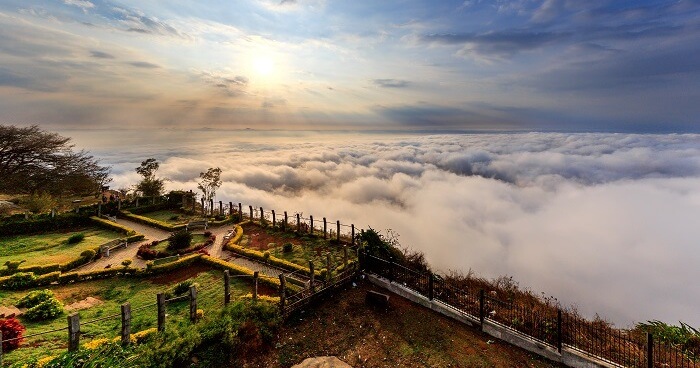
[24, 193, 57, 214]
[169, 215, 180, 221]
[173, 280, 197, 295]
[2, 272, 37, 289]
[263, 251, 270, 263]
[3, 260, 26, 270]
[17, 289, 55, 308]
[121, 259, 132, 268]
[67, 233, 85, 244]
[80, 249, 96, 260]
[282, 243, 293, 253]
[168, 230, 193, 250]
[203, 230, 212, 237]
[0, 317, 25, 351]
[23, 297, 64, 321]
[146, 261, 154, 270]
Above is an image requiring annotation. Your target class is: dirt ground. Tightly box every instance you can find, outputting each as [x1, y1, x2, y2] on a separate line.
[241, 223, 290, 251]
[242, 278, 565, 368]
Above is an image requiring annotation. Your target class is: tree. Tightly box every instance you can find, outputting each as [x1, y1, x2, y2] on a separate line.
[0, 125, 111, 196]
[135, 158, 165, 197]
[197, 167, 222, 203]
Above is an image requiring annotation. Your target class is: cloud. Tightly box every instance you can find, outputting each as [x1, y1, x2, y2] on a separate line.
[90, 50, 115, 59]
[420, 30, 570, 59]
[63, 0, 95, 13]
[372, 79, 410, 88]
[85, 131, 700, 327]
[128, 61, 160, 69]
[109, 6, 187, 38]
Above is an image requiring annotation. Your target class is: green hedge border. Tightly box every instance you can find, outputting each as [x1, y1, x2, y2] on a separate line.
[119, 211, 186, 231]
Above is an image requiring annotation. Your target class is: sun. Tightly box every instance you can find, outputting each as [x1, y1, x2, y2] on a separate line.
[253, 56, 275, 77]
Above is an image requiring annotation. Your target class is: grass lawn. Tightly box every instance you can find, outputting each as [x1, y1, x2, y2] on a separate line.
[0, 227, 123, 268]
[138, 210, 204, 225]
[240, 223, 357, 271]
[0, 264, 273, 365]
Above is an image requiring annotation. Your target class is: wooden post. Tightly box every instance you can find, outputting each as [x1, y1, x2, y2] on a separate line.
[189, 285, 197, 323]
[556, 309, 562, 353]
[428, 273, 434, 300]
[1, 331, 4, 366]
[229, 202, 233, 216]
[323, 217, 327, 239]
[296, 213, 300, 232]
[351, 224, 355, 245]
[68, 313, 80, 352]
[224, 270, 231, 305]
[310, 215, 314, 235]
[309, 261, 315, 293]
[136, 197, 139, 207]
[98, 203, 102, 217]
[647, 333, 653, 368]
[201, 198, 205, 216]
[279, 274, 286, 312]
[157, 293, 166, 332]
[118, 198, 122, 210]
[249, 205, 253, 220]
[284, 211, 288, 231]
[121, 303, 131, 345]
[336, 221, 340, 242]
[253, 271, 259, 300]
[209, 199, 214, 216]
[272, 210, 276, 228]
[219, 201, 223, 216]
[326, 253, 331, 283]
[343, 246, 348, 267]
[260, 207, 264, 223]
[479, 289, 485, 328]
[238, 203, 242, 220]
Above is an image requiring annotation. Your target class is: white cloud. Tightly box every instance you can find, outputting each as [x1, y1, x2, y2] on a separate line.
[77, 131, 700, 327]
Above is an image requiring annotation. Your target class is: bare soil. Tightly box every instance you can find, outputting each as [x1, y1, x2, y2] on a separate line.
[242, 278, 565, 368]
[241, 223, 288, 251]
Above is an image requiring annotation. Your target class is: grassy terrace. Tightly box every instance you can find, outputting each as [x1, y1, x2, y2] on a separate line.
[239, 222, 357, 271]
[0, 265, 272, 365]
[137, 209, 204, 225]
[0, 227, 122, 267]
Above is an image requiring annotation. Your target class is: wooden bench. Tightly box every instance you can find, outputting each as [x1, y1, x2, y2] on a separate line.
[101, 239, 128, 257]
[186, 220, 208, 231]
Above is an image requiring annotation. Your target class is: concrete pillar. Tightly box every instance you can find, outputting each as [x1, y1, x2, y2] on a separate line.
[121, 303, 131, 345]
[68, 313, 80, 352]
[189, 286, 197, 323]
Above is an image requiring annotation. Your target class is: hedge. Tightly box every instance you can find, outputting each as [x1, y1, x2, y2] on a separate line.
[119, 211, 186, 231]
[0, 264, 61, 277]
[0, 213, 92, 236]
[224, 244, 321, 279]
[199, 255, 297, 292]
[90, 216, 137, 235]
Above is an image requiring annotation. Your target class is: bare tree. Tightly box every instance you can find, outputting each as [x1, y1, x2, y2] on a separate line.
[0, 124, 111, 196]
[197, 167, 222, 203]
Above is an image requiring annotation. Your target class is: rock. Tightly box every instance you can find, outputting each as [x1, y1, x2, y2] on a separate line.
[0, 305, 23, 318]
[291, 356, 352, 368]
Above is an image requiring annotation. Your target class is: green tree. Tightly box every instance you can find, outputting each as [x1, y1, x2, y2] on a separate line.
[0, 125, 111, 196]
[135, 158, 165, 197]
[197, 167, 222, 203]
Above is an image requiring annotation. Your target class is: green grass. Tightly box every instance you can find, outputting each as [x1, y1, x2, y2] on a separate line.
[138, 210, 204, 225]
[0, 228, 122, 267]
[0, 266, 264, 365]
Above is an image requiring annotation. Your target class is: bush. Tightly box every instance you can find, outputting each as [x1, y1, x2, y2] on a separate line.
[168, 230, 193, 250]
[80, 249, 96, 260]
[0, 317, 25, 351]
[67, 233, 85, 244]
[3, 260, 26, 270]
[203, 230, 212, 237]
[23, 297, 64, 321]
[17, 289, 55, 308]
[263, 251, 270, 263]
[121, 259, 132, 268]
[282, 243, 293, 253]
[173, 280, 197, 295]
[1, 272, 37, 289]
[24, 193, 57, 214]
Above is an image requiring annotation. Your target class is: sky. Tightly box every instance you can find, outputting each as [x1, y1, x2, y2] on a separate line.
[1, 0, 700, 132]
[69, 130, 700, 327]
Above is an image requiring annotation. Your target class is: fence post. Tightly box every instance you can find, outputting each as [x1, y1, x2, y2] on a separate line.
[310, 215, 314, 235]
[323, 217, 327, 239]
[326, 253, 331, 283]
[389, 257, 395, 283]
[68, 313, 80, 352]
[229, 202, 233, 216]
[253, 271, 259, 300]
[210, 199, 214, 216]
[249, 205, 253, 220]
[272, 210, 276, 228]
[98, 203, 102, 217]
[647, 333, 653, 368]
[1, 331, 4, 366]
[224, 270, 231, 305]
[309, 261, 315, 293]
[260, 207, 264, 223]
[557, 309, 562, 353]
[219, 201, 223, 216]
[279, 274, 286, 313]
[428, 273, 434, 301]
[189, 285, 197, 323]
[121, 302, 131, 346]
[201, 198, 205, 216]
[351, 224, 355, 245]
[296, 213, 300, 232]
[336, 221, 340, 242]
[284, 211, 288, 231]
[479, 289, 485, 329]
[238, 203, 242, 220]
[157, 293, 166, 332]
[343, 246, 348, 267]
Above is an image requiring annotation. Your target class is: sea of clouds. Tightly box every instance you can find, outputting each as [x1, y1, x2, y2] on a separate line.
[69, 130, 700, 327]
